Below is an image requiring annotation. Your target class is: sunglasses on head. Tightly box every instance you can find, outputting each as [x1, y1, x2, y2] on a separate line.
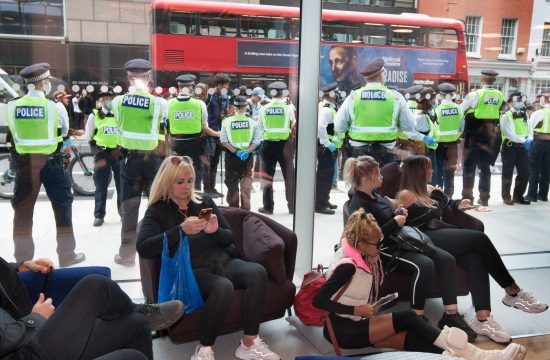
[170, 155, 193, 166]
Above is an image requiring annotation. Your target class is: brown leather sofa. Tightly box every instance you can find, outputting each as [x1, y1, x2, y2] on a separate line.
[139, 206, 297, 343]
[343, 162, 484, 299]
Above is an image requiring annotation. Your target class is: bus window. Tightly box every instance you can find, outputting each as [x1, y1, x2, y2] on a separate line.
[241, 15, 287, 39]
[390, 25, 421, 46]
[363, 23, 388, 45]
[289, 19, 300, 40]
[169, 12, 196, 35]
[322, 21, 360, 43]
[425, 28, 458, 49]
[200, 14, 238, 37]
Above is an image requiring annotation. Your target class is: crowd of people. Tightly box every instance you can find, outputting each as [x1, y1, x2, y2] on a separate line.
[4, 54, 550, 360]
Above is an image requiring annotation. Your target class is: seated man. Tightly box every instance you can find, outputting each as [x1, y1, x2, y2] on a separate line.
[0, 256, 184, 360]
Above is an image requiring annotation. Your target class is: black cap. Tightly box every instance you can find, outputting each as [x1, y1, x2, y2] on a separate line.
[233, 95, 248, 106]
[176, 74, 196, 86]
[99, 87, 115, 98]
[419, 87, 436, 100]
[437, 83, 456, 94]
[481, 69, 499, 77]
[123, 59, 152, 76]
[267, 81, 287, 90]
[508, 91, 526, 102]
[404, 85, 423, 100]
[361, 57, 385, 79]
[19, 63, 51, 84]
[321, 82, 338, 95]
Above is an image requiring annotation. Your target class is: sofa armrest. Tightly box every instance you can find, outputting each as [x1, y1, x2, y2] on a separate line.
[442, 207, 484, 232]
[139, 257, 161, 303]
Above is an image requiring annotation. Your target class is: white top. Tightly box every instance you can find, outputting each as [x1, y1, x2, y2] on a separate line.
[527, 104, 550, 140]
[247, 98, 262, 122]
[72, 96, 81, 113]
[500, 107, 528, 144]
[26, 89, 69, 136]
[334, 82, 422, 147]
[220, 110, 263, 146]
[318, 100, 336, 147]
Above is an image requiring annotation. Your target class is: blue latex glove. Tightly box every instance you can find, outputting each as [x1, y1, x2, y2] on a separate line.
[524, 139, 532, 151]
[423, 136, 436, 147]
[235, 150, 245, 159]
[326, 143, 337, 153]
[240, 151, 250, 161]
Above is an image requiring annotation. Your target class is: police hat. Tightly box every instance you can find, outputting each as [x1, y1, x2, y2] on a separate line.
[361, 57, 385, 79]
[267, 81, 287, 90]
[19, 63, 51, 84]
[508, 91, 526, 102]
[419, 87, 436, 101]
[321, 82, 338, 95]
[481, 69, 499, 77]
[123, 58, 152, 77]
[437, 83, 456, 94]
[176, 74, 196, 86]
[98, 87, 115, 98]
[403, 85, 423, 100]
[233, 95, 248, 107]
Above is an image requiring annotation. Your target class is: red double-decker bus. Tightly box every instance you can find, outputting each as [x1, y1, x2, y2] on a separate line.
[151, 0, 468, 95]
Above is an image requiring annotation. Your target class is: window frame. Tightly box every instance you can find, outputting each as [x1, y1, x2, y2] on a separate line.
[465, 16, 482, 58]
[498, 18, 518, 60]
[0, 0, 65, 39]
[541, 22, 550, 57]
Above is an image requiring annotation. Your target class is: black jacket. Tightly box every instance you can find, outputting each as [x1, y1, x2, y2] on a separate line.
[0, 257, 46, 360]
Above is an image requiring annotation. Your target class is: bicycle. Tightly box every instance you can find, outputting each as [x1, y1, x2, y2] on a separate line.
[0, 139, 96, 199]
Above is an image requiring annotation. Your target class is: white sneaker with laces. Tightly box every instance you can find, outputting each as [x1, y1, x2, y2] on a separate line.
[469, 315, 511, 344]
[235, 337, 280, 360]
[190, 345, 215, 360]
[503, 290, 548, 313]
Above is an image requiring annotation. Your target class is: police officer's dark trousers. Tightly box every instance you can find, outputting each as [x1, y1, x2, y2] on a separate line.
[350, 143, 396, 167]
[224, 151, 254, 210]
[172, 136, 206, 191]
[261, 140, 295, 212]
[119, 150, 162, 262]
[93, 149, 121, 220]
[527, 138, 550, 200]
[435, 141, 459, 197]
[501, 140, 529, 201]
[462, 119, 498, 202]
[315, 144, 336, 209]
[11, 152, 77, 263]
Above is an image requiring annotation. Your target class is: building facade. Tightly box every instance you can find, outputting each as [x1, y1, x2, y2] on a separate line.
[527, 0, 550, 97]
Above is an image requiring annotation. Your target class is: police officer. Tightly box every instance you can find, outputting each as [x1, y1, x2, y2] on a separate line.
[84, 88, 121, 226]
[434, 83, 464, 197]
[168, 74, 219, 191]
[414, 87, 439, 184]
[460, 70, 505, 206]
[220, 95, 262, 210]
[112, 59, 166, 266]
[526, 88, 550, 202]
[258, 81, 296, 215]
[315, 82, 340, 215]
[335, 57, 427, 166]
[499, 92, 531, 205]
[6, 63, 85, 267]
[396, 85, 423, 159]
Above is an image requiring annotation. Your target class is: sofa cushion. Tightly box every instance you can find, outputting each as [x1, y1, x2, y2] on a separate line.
[242, 214, 286, 283]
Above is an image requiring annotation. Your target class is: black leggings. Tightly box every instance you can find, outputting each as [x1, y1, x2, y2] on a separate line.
[194, 258, 267, 346]
[324, 310, 442, 353]
[424, 228, 515, 312]
[380, 246, 458, 310]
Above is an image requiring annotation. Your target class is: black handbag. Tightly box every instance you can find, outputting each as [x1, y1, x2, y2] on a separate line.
[393, 225, 436, 257]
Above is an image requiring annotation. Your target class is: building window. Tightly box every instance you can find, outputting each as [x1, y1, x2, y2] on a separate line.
[469, 77, 504, 92]
[499, 18, 518, 57]
[465, 16, 482, 56]
[541, 23, 550, 57]
[0, 0, 64, 37]
[531, 79, 550, 100]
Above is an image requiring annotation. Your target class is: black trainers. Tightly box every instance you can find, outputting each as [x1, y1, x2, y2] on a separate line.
[93, 217, 104, 226]
[136, 300, 185, 331]
[438, 312, 477, 342]
[258, 207, 273, 215]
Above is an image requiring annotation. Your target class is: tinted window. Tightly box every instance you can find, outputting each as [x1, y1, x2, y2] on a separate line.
[170, 12, 196, 35]
[390, 25, 421, 46]
[363, 23, 388, 45]
[241, 15, 287, 39]
[425, 28, 458, 49]
[322, 21, 360, 43]
[0, 0, 63, 36]
[200, 14, 238, 37]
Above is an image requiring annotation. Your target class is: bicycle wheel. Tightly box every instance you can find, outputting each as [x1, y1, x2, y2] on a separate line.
[68, 152, 95, 196]
[0, 154, 15, 200]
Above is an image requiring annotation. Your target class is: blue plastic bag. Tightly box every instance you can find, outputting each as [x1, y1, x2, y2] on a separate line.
[157, 228, 204, 314]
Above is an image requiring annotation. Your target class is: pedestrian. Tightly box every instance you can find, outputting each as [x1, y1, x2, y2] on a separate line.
[414, 87, 439, 184]
[204, 73, 230, 198]
[168, 74, 219, 191]
[71, 92, 82, 129]
[248, 87, 265, 182]
[460, 69, 505, 206]
[315, 82, 340, 215]
[499, 92, 531, 205]
[84, 87, 121, 226]
[112, 58, 166, 267]
[78, 90, 94, 129]
[6, 63, 85, 267]
[0, 256, 184, 360]
[525, 88, 550, 202]
[334, 57, 427, 166]
[220, 95, 262, 210]
[434, 83, 464, 197]
[257, 81, 296, 215]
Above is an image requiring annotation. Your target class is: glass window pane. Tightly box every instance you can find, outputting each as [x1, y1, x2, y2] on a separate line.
[199, 14, 238, 37]
[170, 12, 196, 35]
[390, 25, 421, 46]
[241, 15, 286, 39]
[542, 23, 550, 56]
[426, 27, 458, 49]
[363, 23, 387, 45]
[322, 21, 360, 43]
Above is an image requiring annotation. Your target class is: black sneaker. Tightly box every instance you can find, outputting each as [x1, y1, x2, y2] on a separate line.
[93, 217, 104, 226]
[258, 207, 273, 215]
[438, 312, 477, 342]
[136, 300, 185, 331]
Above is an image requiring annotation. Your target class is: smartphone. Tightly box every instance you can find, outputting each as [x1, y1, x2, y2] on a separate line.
[461, 204, 480, 211]
[199, 208, 213, 221]
[373, 292, 398, 308]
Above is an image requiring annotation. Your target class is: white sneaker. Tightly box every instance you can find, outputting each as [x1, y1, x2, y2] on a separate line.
[503, 290, 548, 313]
[235, 337, 280, 360]
[191, 345, 215, 360]
[469, 316, 511, 344]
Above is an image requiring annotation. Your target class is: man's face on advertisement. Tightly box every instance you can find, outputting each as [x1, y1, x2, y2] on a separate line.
[329, 47, 353, 82]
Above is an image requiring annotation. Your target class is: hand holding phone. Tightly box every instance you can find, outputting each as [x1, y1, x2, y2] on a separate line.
[461, 205, 480, 211]
[199, 208, 213, 221]
[373, 292, 398, 308]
